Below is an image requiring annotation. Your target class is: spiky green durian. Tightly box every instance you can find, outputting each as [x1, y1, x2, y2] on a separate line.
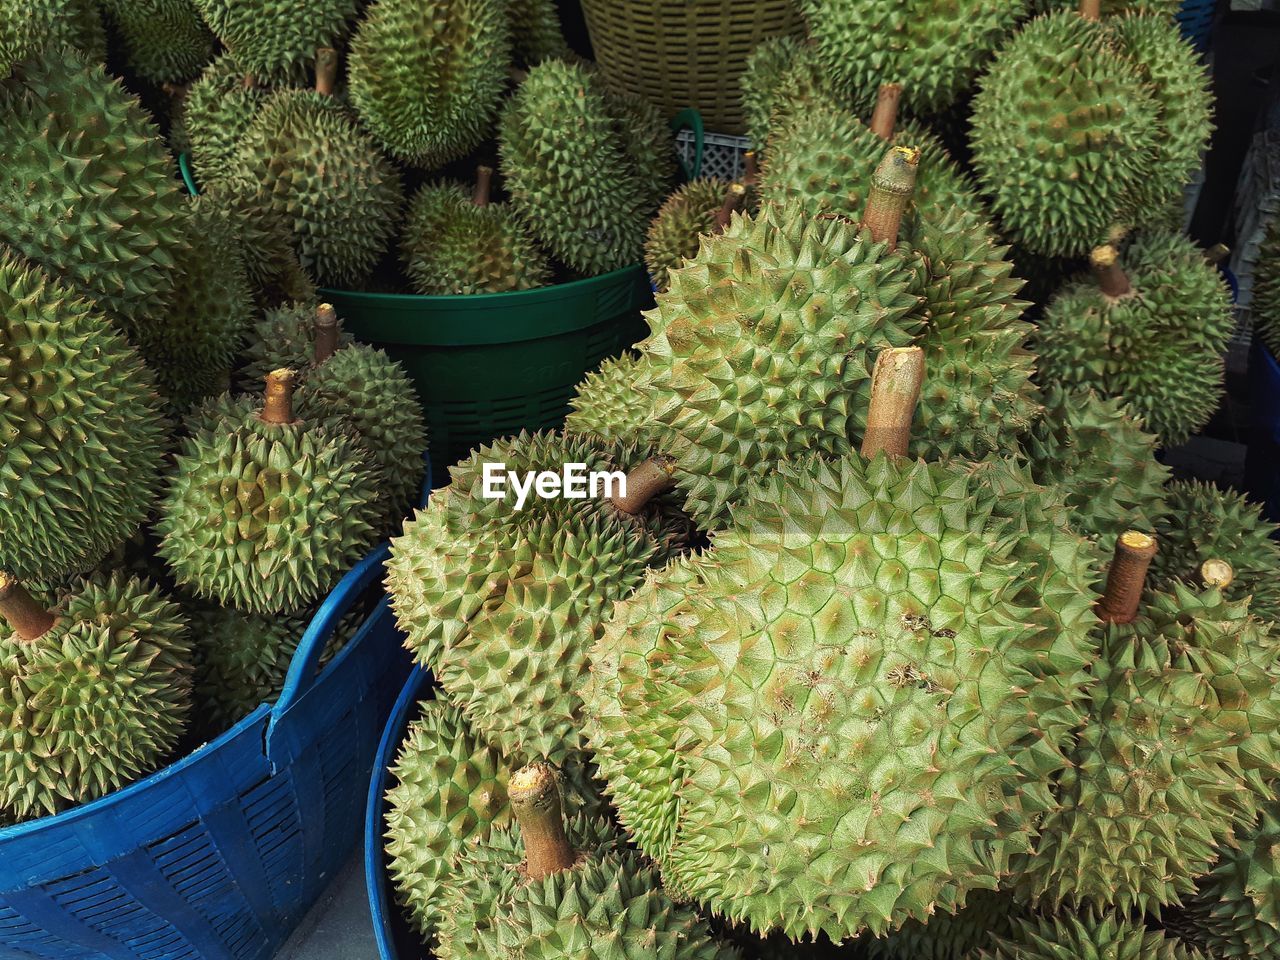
[644, 179, 734, 288]
[585, 454, 1098, 940]
[232, 88, 403, 287]
[1253, 220, 1280, 357]
[801, 0, 1027, 117]
[157, 371, 381, 615]
[0, 252, 169, 583]
[1016, 582, 1280, 913]
[565, 354, 659, 447]
[1032, 0, 1181, 14]
[1150, 481, 1280, 623]
[400, 179, 551, 295]
[0, 0, 105, 75]
[602, 88, 677, 212]
[386, 431, 663, 766]
[178, 53, 270, 191]
[981, 914, 1207, 960]
[297, 340, 429, 529]
[0, 573, 191, 822]
[499, 60, 655, 276]
[348, 0, 509, 167]
[1024, 387, 1169, 542]
[191, 0, 357, 78]
[740, 36, 835, 150]
[0, 46, 187, 324]
[509, 0, 572, 65]
[1035, 232, 1235, 446]
[237, 301, 350, 388]
[970, 12, 1161, 257]
[864, 890, 1023, 960]
[384, 701, 608, 942]
[98, 0, 214, 83]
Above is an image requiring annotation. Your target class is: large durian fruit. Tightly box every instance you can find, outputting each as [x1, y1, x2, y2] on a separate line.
[434, 762, 736, 960]
[1253, 220, 1280, 356]
[157, 370, 381, 615]
[237, 300, 350, 388]
[0, 573, 191, 821]
[739, 35, 836, 150]
[644, 179, 742, 290]
[349, 0, 509, 167]
[0, 46, 187, 325]
[1035, 233, 1235, 446]
[565, 354, 658, 447]
[0, 251, 169, 582]
[192, 0, 357, 78]
[97, 0, 214, 84]
[0, 0, 105, 76]
[602, 88, 677, 214]
[980, 913, 1207, 960]
[400, 169, 551, 296]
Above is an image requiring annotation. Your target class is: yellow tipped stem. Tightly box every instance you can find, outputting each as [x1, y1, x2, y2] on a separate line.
[859, 146, 920, 248]
[314, 304, 340, 365]
[260, 368, 299, 426]
[1091, 245, 1132, 299]
[473, 165, 494, 207]
[713, 183, 748, 232]
[1098, 531, 1157, 624]
[315, 47, 338, 97]
[509, 763, 576, 881]
[1200, 558, 1234, 589]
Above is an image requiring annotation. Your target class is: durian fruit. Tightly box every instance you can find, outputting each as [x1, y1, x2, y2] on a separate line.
[400, 168, 552, 296]
[980, 913, 1207, 960]
[384, 701, 607, 943]
[98, 0, 214, 84]
[231, 64, 403, 287]
[0, 251, 169, 582]
[237, 300, 350, 388]
[0, 573, 191, 821]
[297, 305, 429, 529]
[602, 88, 677, 213]
[863, 890, 1024, 960]
[499, 60, 657, 276]
[969, 10, 1161, 257]
[564, 353, 659, 447]
[1150, 481, 1280, 623]
[0, 46, 187, 325]
[157, 369, 381, 615]
[192, 0, 357, 78]
[1253, 220, 1280, 356]
[1035, 233, 1236, 446]
[800, 0, 1027, 117]
[177, 53, 270, 191]
[1023, 387, 1170, 543]
[509, 0, 573, 66]
[740, 35, 836, 150]
[0, 0, 106, 76]
[1017, 537, 1280, 914]
[435, 762, 736, 960]
[644, 179, 744, 290]
[348, 0, 510, 168]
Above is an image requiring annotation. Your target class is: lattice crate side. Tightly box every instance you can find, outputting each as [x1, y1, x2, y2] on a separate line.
[677, 130, 752, 182]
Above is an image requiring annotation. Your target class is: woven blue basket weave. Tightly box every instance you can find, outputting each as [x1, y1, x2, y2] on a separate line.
[0, 471, 429, 960]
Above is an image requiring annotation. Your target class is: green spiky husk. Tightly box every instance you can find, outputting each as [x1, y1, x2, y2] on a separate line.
[565, 353, 660, 447]
[191, 0, 357, 78]
[864, 889, 1024, 960]
[602, 88, 677, 213]
[644, 179, 732, 289]
[177, 53, 270, 192]
[981, 914, 1207, 960]
[509, 0, 573, 65]
[740, 35, 835, 150]
[236, 301, 351, 389]
[0, 0, 105, 76]
[98, 0, 214, 84]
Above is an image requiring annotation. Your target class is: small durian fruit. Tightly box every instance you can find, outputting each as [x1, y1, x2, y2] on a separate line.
[1017, 535, 1280, 914]
[0, 572, 191, 822]
[644, 179, 745, 289]
[157, 368, 381, 615]
[0, 0, 105, 76]
[401, 167, 551, 296]
[436, 762, 737, 960]
[98, 0, 214, 84]
[177, 53, 271, 191]
[740, 34, 836, 150]
[1253, 220, 1280, 356]
[509, 0, 573, 66]
[602, 88, 678, 213]
[192, 0, 357, 79]
[565, 353, 659, 447]
[981, 913, 1208, 960]
[237, 300, 350, 388]
[1035, 233, 1236, 446]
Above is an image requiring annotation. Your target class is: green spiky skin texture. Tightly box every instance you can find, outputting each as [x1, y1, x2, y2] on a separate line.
[1024, 387, 1169, 543]
[386, 431, 661, 766]
[348, 0, 509, 167]
[584, 455, 1098, 940]
[1032, 0, 1180, 14]
[296, 343, 429, 530]
[863, 889, 1023, 960]
[1016, 585, 1280, 914]
[0, 252, 169, 582]
[157, 408, 380, 615]
[191, 0, 357, 78]
[499, 60, 654, 276]
[981, 914, 1207, 960]
[801, 0, 1027, 117]
[740, 36, 836, 151]
[0, 0, 106, 76]
[602, 89, 677, 214]
[645, 179, 732, 290]
[1150, 480, 1280, 623]
[401, 182, 551, 296]
[1035, 231, 1235, 447]
[236, 301, 351, 389]
[0, 47, 187, 325]
[179, 54, 269, 192]
[970, 12, 1161, 258]
[232, 90, 403, 287]
[565, 353, 660, 447]
[509, 0, 572, 66]
[636, 200, 924, 530]
[384, 699, 609, 942]
[98, 0, 214, 83]
[0, 574, 191, 822]
[1253, 221, 1280, 357]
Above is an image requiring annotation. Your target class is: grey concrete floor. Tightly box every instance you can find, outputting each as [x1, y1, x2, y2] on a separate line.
[275, 856, 377, 960]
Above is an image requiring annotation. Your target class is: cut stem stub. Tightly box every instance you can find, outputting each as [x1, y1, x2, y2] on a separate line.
[861, 346, 925, 459]
[1200, 558, 1234, 589]
[473, 165, 494, 207]
[714, 183, 748, 232]
[860, 146, 920, 248]
[314, 303, 340, 365]
[1079, 0, 1101, 19]
[260, 368, 299, 425]
[1090, 245, 1132, 299]
[0, 574, 55, 641]
[612, 455, 677, 515]
[1098, 530, 1157, 624]
[869, 83, 903, 141]
[315, 47, 338, 97]
[509, 763, 576, 881]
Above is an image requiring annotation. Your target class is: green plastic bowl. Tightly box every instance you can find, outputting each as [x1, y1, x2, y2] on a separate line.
[319, 267, 651, 477]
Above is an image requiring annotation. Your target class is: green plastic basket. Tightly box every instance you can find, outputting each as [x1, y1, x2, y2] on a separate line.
[319, 267, 652, 476]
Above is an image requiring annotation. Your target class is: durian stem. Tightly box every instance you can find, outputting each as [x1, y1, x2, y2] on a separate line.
[314, 304, 340, 364]
[1090, 245, 1131, 298]
[861, 346, 925, 459]
[0, 575, 54, 641]
[612, 455, 677, 515]
[509, 763, 576, 881]
[869, 83, 903, 142]
[260, 368, 299, 425]
[242, 72, 256, 89]
[473, 166, 494, 207]
[1204, 243, 1230, 265]
[1097, 530, 1157, 624]
[1200, 558, 1234, 588]
[859, 146, 920, 248]
[1079, 0, 1101, 19]
[713, 183, 748, 232]
[315, 47, 338, 97]
[743, 151, 759, 187]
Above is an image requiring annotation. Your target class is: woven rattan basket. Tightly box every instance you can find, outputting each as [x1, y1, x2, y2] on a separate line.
[579, 0, 803, 135]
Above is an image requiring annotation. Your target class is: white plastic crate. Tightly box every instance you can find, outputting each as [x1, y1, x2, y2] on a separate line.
[676, 129, 752, 182]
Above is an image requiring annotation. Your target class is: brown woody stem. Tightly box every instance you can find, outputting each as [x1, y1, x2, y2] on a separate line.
[473, 166, 494, 207]
[1090, 245, 1132, 298]
[1079, 0, 1101, 18]
[509, 764, 576, 881]
[1204, 243, 1230, 265]
[314, 304, 340, 364]
[743, 151, 759, 187]
[612, 456, 677, 515]
[860, 146, 920, 248]
[869, 83, 903, 141]
[713, 183, 748, 232]
[861, 346, 925, 459]
[1200, 558, 1234, 588]
[242, 72, 256, 89]
[1098, 530, 1157, 624]
[0, 575, 55, 641]
[315, 48, 338, 97]
[260, 368, 299, 425]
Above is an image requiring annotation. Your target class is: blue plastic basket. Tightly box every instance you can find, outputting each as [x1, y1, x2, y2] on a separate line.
[0, 471, 430, 960]
[1176, 0, 1216, 53]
